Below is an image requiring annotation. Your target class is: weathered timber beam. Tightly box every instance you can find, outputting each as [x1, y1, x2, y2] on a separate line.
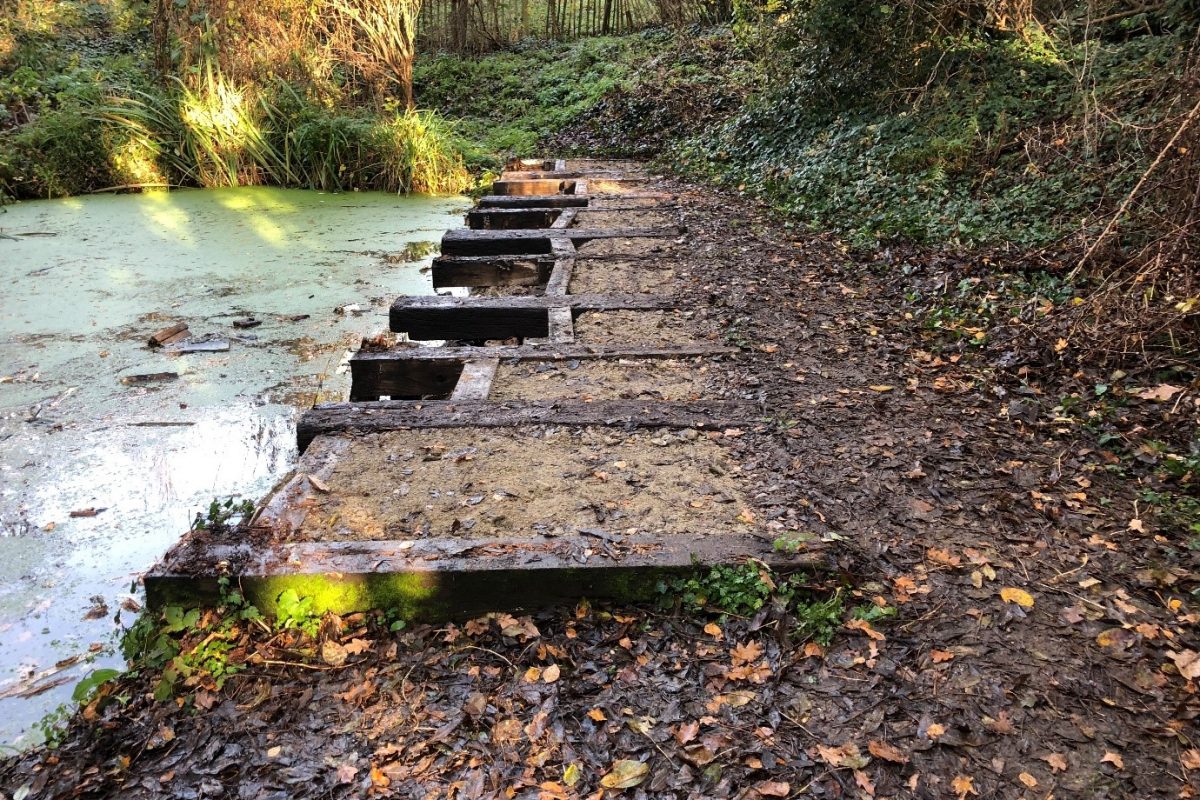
[491, 178, 579, 196]
[440, 227, 680, 256]
[390, 293, 680, 340]
[349, 343, 741, 364]
[144, 531, 824, 618]
[466, 208, 563, 230]
[431, 255, 553, 289]
[296, 399, 759, 451]
[477, 195, 590, 209]
[448, 358, 499, 401]
[349, 355, 464, 402]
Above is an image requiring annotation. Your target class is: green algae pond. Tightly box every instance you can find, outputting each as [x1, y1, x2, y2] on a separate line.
[0, 187, 470, 748]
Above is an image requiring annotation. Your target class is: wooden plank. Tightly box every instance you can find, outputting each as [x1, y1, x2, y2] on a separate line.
[466, 208, 563, 230]
[440, 227, 680, 256]
[431, 255, 552, 289]
[349, 354, 464, 401]
[390, 294, 680, 339]
[296, 399, 759, 450]
[144, 531, 824, 618]
[547, 307, 574, 343]
[148, 322, 187, 347]
[550, 208, 578, 230]
[491, 178, 579, 196]
[545, 237, 575, 296]
[392, 300, 549, 341]
[349, 343, 741, 364]
[477, 195, 589, 209]
[449, 358, 499, 401]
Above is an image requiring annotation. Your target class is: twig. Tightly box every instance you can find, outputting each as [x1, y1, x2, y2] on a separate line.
[1072, 96, 1200, 279]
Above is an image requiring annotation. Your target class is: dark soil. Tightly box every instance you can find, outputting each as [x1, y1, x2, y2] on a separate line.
[3, 176, 1199, 799]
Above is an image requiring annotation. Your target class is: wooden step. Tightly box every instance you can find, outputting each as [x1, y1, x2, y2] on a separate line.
[296, 398, 758, 451]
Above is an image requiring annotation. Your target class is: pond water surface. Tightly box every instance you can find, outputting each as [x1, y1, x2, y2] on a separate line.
[0, 187, 469, 747]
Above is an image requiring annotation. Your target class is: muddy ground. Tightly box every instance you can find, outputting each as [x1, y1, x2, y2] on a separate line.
[285, 426, 758, 543]
[3, 174, 1199, 799]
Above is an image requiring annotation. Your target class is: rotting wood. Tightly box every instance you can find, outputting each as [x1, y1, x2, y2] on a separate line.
[477, 195, 589, 209]
[348, 343, 739, 400]
[296, 398, 759, 450]
[148, 322, 187, 347]
[491, 178, 578, 196]
[144, 531, 823, 617]
[466, 208, 563, 230]
[431, 255, 552, 289]
[120, 371, 179, 385]
[349, 355, 465, 401]
[390, 293, 681, 340]
[441, 227, 680, 256]
[545, 238, 575, 295]
[448, 358, 499, 401]
[350, 342, 740, 364]
[547, 307, 574, 343]
[550, 208, 578, 230]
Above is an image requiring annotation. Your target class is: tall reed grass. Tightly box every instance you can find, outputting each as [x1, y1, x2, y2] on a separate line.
[99, 71, 473, 195]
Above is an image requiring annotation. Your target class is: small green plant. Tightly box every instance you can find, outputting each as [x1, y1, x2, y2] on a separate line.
[773, 532, 818, 554]
[191, 497, 256, 532]
[275, 588, 321, 637]
[661, 563, 781, 616]
[793, 593, 846, 645]
[851, 603, 898, 624]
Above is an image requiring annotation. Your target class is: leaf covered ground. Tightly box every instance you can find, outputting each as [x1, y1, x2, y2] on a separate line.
[3, 179, 1200, 799]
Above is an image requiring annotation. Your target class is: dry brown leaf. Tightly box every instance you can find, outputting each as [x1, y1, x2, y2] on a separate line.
[703, 622, 722, 638]
[1168, 649, 1200, 680]
[731, 640, 765, 666]
[524, 666, 542, 683]
[854, 769, 876, 795]
[845, 618, 886, 641]
[868, 739, 910, 764]
[926, 723, 946, 740]
[755, 781, 790, 797]
[542, 663, 561, 684]
[1042, 752, 1068, 772]
[1137, 383, 1182, 402]
[587, 708, 607, 722]
[675, 721, 700, 745]
[342, 638, 372, 655]
[1181, 749, 1200, 770]
[1018, 772, 1038, 788]
[951, 775, 977, 797]
[931, 649, 955, 663]
[1101, 751, 1124, 770]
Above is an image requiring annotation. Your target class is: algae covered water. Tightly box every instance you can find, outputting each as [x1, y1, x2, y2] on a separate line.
[0, 187, 469, 747]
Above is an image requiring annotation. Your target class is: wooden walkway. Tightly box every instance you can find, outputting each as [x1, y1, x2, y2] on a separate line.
[145, 159, 823, 618]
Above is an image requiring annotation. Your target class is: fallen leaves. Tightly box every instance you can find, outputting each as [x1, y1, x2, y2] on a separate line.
[1101, 751, 1125, 769]
[867, 739, 910, 764]
[1041, 752, 1068, 772]
[1137, 383, 1182, 402]
[599, 759, 649, 790]
[1167, 649, 1200, 681]
[999, 587, 1035, 609]
[815, 742, 869, 769]
[951, 775, 977, 797]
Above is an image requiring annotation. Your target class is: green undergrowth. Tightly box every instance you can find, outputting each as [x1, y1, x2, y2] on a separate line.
[659, 562, 864, 646]
[413, 31, 674, 167]
[674, 28, 1193, 249]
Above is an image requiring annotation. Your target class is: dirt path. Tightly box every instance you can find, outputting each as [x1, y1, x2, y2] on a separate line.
[3, 175, 1198, 799]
